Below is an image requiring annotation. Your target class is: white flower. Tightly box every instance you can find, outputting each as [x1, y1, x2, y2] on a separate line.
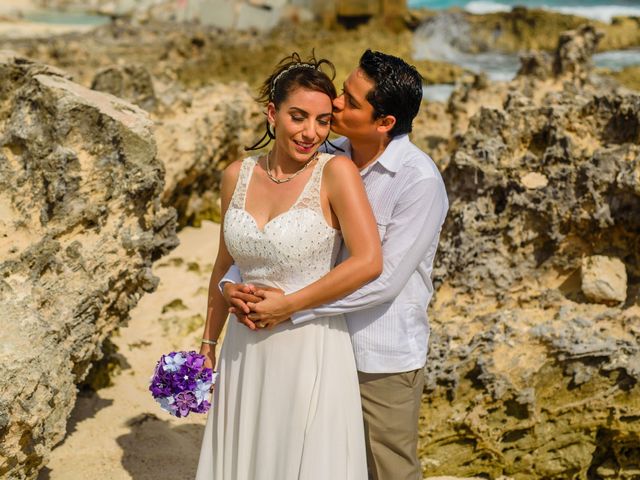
[162, 352, 187, 372]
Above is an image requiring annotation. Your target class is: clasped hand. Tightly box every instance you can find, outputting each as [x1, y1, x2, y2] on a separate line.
[223, 283, 291, 330]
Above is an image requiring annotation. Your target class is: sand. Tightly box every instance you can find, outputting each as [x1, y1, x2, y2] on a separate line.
[38, 221, 220, 480]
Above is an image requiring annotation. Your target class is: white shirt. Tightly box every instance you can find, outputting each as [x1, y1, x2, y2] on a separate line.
[221, 134, 448, 373]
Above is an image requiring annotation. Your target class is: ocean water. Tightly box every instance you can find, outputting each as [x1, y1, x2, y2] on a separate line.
[413, 0, 640, 101]
[409, 0, 640, 22]
[23, 11, 110, 26]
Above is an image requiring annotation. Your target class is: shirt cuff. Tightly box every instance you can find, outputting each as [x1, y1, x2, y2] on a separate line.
[217, 276, 237, 295]
[291, 310, 315, 325]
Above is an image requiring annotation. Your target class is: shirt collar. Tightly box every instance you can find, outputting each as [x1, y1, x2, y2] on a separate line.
[326, 134, 409, 174]
[374, 134, 410, 173]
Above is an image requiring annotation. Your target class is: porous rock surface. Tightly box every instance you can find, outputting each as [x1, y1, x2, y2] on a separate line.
[89, 63, 262, 227]
[0, 52, 178, 479]
[153, 81, 262, 227]
[91, 63, 158, 112]
[421, 26, 640, 479]
[581, 255, 628, 304]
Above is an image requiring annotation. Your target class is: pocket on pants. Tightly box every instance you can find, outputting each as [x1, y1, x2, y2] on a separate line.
[401, 369, 422, 388]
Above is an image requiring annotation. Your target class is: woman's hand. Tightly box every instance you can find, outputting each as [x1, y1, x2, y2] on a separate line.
[247, 289, 292, 329]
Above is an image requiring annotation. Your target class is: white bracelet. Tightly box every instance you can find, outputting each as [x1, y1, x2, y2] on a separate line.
[201, 338, 218, 345]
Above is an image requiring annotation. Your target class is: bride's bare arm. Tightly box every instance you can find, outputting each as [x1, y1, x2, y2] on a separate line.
[199, 161, 241, 369]
[248, 156, 382, 327]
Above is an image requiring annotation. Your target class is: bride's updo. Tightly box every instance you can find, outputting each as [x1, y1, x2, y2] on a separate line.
[246, 52, 336, 151]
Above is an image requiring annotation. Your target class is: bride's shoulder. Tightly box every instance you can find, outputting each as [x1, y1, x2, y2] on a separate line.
[322, 155, 360, 192]
[221, 160, 241, 186]
[323, 154, 357, 175]
[221, 157, 251, 197]
[224, 155, 257, 172]
[223, 158, 243, 175]
[223, 156, 256, 182]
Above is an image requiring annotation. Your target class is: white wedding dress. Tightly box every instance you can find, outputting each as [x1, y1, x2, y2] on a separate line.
[195, 153, 367, 480]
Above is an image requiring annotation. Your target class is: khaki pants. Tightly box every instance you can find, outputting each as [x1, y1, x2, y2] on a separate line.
[358, 368, 425, 480]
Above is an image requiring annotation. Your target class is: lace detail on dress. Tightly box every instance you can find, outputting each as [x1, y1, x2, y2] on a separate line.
[228, 156, 258, 211]
[223, 152, 341, 294]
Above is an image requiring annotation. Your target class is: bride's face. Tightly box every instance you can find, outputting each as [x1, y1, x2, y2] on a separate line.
[267, 87, 333, 164]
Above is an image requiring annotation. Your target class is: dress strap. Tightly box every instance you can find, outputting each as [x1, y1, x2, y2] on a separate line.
[291, 153, 334, 215]
[229, 156, 258, 210]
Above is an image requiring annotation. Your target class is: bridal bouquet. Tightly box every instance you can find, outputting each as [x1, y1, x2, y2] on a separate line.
[149, 351, 217, 417]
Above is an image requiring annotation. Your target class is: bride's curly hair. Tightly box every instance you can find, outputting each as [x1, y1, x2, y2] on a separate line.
[246, 52, 337, 151]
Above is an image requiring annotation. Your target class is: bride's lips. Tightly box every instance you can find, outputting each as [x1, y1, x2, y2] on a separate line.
[293, 140, 315, 154]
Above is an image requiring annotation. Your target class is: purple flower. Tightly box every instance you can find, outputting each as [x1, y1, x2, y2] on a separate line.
[148, 350, 215, 417]
[174, 391, 198, 417]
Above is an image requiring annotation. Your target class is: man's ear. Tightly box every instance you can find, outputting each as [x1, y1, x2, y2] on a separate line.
[376, 115, 396, 135]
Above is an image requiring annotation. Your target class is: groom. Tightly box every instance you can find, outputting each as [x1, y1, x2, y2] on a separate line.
[222, 50, 448, 480]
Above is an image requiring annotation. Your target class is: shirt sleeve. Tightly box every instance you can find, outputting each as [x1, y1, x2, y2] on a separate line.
[291, 175, 448, 324]
[218, 264, 242, 294]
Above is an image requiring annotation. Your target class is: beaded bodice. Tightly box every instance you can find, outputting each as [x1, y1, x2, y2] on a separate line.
[223, 154, 341, 294]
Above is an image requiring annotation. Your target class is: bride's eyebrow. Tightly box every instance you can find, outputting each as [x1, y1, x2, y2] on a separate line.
[288, 107, 333, 118]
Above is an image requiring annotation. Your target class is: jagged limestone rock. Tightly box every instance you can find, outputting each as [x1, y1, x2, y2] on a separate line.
[91, 63, 157, 111]
[553, 24, 604, 82]
[516, 24, 605, 84]
[422, 27, 640, 480]
[0, 52, 178, 479]
[155, 82, 262, 227]
[581, 255, 627, 304]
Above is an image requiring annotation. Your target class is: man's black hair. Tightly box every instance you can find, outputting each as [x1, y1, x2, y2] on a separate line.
[358, 50, 423, 138]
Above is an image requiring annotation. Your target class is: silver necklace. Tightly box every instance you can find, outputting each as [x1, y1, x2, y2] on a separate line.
[266, 150, 318, 184]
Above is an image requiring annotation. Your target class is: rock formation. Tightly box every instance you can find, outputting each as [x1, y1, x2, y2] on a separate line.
[0, 51, 178, 479]
[420, 25, 640, 479]
[153, 82, 262, 227]
[90, 63, 264, 227]
[581, 255, 628, 304]
[463, 6, 640, 53]
[91, 63, 157, 111]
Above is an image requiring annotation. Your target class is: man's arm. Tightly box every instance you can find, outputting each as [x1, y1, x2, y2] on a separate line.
[218, 264, 242, 293]
[291, 175, 447, 324]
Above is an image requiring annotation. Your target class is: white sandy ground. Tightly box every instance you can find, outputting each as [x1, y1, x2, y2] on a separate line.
[0, 1, 98, 39]
[38, 220, 490, 480]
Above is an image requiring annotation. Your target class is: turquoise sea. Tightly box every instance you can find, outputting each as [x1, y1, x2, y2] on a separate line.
[22, 11, 110, 26]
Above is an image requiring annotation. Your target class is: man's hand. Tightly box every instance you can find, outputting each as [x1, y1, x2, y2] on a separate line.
[247, 289, 293, 330]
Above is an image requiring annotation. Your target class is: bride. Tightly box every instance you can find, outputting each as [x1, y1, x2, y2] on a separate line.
[195, 53, 382, 480]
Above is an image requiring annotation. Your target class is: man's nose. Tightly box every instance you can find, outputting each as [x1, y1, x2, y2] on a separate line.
[333, 94, 344, 111]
